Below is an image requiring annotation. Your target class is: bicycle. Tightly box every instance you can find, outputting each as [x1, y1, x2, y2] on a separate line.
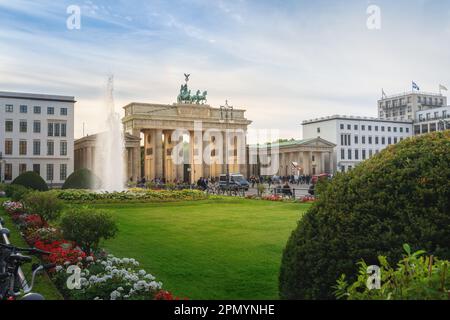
[0, 229, 55, 301]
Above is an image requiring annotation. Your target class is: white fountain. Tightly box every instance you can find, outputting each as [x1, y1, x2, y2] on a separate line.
[94, 75, 126, 191]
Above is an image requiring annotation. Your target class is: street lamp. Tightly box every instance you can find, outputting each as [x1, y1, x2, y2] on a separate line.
[220, 100, 234, 194]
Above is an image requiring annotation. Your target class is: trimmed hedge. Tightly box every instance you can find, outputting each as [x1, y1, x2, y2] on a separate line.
[279, 131, 450, 300]
[62, 169, 100, 190]
[55, 189, 208, 203]
[12, 171, 48, 192]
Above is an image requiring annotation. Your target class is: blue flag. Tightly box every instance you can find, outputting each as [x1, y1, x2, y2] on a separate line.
[412, 81, 420, 91]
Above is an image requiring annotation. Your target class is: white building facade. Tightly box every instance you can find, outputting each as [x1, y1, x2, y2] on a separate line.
[414, 105, 450, 135]
[302, 115, 413, 173]
[378, 92, 446, 122]
[0, 92, 75, 186]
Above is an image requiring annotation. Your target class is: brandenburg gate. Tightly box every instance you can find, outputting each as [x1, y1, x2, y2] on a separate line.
[122, 76, 252, 183]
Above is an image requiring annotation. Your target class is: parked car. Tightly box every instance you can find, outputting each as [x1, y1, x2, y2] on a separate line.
[219, 174, 250, 191]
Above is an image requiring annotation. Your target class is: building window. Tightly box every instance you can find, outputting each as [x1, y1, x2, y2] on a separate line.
[20, 105, 28, 113]
[354, 135, 358, 144]
[5, 120, 13, 132]
[388, 137, 392, 145]
[33, 140, 41, 156]
[369, 150, 373, 158]
[60, 141, 67, 156]
[60, 108, 68, 116]
[48, 123, 54, 136]
[5, 105, 13, 113]
[414, 125, 421, 135]
[348, 149, 352, 160]
[388, 127, 391, 132]
[406, 127, 410, 133]
[19, 164, 27, 175]
[47, 107, 55, 115]
[61, 123, 67, 137]
[368, 136, 373, 144]
[341, 149, 345, 160]
[4, 164, 12, 181]
[347, 125, 351, 130]
[46, 164, 54, 181]
[362, 136, 366, 144]
[60, 164, 67, 181]
[34, 106, 41, 114]
[368, 126, 372, 131]
[400, 127, 403, 133]
[33, 121, 41, 133]
[375, 137, 379, 144]
[20, 121, 27, 133]
[430, 123, 437, 132]
[422, 124, 429, 134]
[381, 126, 385, 132]
[340, 124, 344, 130]
[382, 137, 385, 145]
[394, 127, 397, 133]
[354, 125, 358, 130]
[394, 137, 398, 144]
[47, 141, 54, 156]
[355, 149, 359, 160]
[5, 140, 13, 155]
[54, 123, 60, 137]
[362, 125, 365, 131]
[33, 164, 40, 175]
[375, 126, 379, 132]
[362, 149, 366, 160]
[19, 140, 27, 156]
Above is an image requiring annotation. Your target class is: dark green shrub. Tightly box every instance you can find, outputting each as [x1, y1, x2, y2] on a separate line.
[280, 131, 450, 300]
[62, 169, 100, 190]
[23, 191, 64, 222]
[12, 171, 48, 192]
[5, 184, 31, 201]
[60, 207, 118, 253]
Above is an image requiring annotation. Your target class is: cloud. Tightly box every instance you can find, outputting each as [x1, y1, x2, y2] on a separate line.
[0, 0, 449, 140]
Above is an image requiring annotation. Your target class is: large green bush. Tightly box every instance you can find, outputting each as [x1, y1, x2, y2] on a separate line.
[12, 171, 48, 192]
[23, 191, 64, 222]
[280, 131, 450, 300]
[60, 207, 118, 254]
[62, 168, 100, 190]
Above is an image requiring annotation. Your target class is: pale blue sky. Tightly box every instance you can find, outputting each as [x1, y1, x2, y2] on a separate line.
[1, 0, 449, 138]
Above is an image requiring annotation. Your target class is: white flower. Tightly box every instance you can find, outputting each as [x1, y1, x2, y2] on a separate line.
[117, 287, 124, 292]
[55, 266, 63, 273]
[110, 290, 121, 300]
[138, 270, 146, 276]
[86, 256, 94, 262]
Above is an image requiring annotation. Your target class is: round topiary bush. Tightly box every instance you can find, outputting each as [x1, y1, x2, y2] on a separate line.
[279, 131, 450, 300]
[62, 168, 100, 190]
[12, 171, 48, 192]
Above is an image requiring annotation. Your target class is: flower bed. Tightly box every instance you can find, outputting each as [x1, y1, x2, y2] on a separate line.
[55, 189, 208, 203]
[2, 201, 185, 300]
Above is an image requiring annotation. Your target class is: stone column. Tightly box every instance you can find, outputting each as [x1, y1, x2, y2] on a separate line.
[329, 151, 335, 174]
[222, 130, 228, 176]
[155, 129, 163, 180]
[321, 152, 326, 174]
[133, 145, 141, 182]
[144, 130, 156, 181]
[190, 130, 203, 183]
[203, 132, 211, 178]
[303, 151, 311, 175]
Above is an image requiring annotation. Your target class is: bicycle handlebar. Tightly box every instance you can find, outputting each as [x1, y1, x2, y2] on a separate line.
[0, 243, 51, 256]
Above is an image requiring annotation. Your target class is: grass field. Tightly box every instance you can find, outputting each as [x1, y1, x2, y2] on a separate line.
[96, 199, 309, 300]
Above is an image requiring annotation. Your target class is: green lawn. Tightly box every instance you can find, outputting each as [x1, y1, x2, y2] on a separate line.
[96, 199, 309, 300]
[0, 202, 63, 300]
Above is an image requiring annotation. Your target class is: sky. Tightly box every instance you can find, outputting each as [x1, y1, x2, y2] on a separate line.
[0, 0, 450, 139]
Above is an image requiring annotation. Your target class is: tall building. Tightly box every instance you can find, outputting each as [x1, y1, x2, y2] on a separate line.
[0, 91, 75, 186]
[378, 92, 446, 121]
[302, 115, 413, 173]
